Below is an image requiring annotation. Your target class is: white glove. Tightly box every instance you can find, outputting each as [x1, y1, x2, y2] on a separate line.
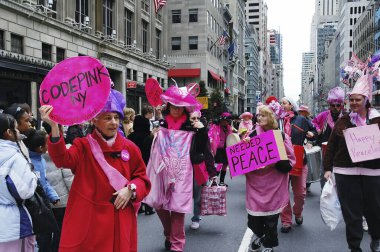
[192, 121, 204, 129]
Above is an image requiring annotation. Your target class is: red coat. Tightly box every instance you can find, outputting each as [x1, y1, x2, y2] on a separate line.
[48, 132, 151, 252]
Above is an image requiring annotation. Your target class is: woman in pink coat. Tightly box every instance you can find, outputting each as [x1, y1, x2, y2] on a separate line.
[39, 89, 151, 252]
[244, 105, 295, 252]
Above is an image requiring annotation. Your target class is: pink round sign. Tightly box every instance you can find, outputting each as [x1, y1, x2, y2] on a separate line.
[39, 56, 111, 125]
[145, 78, 163, 107]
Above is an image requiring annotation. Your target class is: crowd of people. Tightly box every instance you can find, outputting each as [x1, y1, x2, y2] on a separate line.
[0, 71, 379, 252]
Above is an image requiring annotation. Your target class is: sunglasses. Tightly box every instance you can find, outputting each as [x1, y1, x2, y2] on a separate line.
[330, 104, 342, 108]
[190, 117, 200, 121]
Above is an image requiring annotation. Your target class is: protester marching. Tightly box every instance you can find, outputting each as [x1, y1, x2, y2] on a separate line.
[1, 50, 380, 252]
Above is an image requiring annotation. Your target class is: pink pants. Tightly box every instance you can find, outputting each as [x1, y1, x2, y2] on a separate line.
[281, 164, 308, 226]
[157, 209, 185, 252]
[0, 235, 35, 252]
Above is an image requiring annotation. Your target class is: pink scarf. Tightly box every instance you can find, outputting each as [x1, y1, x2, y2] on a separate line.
[87, 135, 128, 191]
[165, 114, 187, 130]
[283, 111, 295, 136]
[326, 111, 335, 129]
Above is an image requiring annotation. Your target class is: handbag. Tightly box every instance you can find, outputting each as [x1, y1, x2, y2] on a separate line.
[24, 180, 59, 234]
[200, 184, 227, 216]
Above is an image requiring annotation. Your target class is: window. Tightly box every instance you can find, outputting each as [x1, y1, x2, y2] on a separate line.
[11, 34, 23, 54]
[75, 0, 89, 24]
[142, 20, 148, 53]
[189, 9, 198, 22]
[133, 70, 137, 81]
[126, 68, 131, 80]
[103, 0, 114, 36]
[42, 43, 52, 61]
[125, 9, 133, 45]
[171, 37, 181, 50]
[156, 29, 161, 58]
[143, 73, 147, 82]
[141, 0, 149, 13]
[56, 47, 65, 62]
[172, 10, 181, 23]
[206, 11, 209, 25]
[189, 36, 198, 50]
[0, 31, 4, 50]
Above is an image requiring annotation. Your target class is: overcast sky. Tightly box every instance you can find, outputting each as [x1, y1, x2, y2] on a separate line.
[265, 0, 315, 101]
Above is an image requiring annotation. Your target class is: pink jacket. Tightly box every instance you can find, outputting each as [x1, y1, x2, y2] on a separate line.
[245, 133, 295, 216]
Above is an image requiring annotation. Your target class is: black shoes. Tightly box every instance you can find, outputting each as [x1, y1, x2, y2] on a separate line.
[281, 225, 291, 233]
[371, 239, 380, 252]
[250, 236, 263, 252]
[165, 239, 171, 250]
[295, 216, 303, 225]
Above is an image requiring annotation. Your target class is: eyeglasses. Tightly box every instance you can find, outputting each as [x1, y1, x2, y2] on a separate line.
[330, 104, 342, 108]
[190, 117, 200, 121]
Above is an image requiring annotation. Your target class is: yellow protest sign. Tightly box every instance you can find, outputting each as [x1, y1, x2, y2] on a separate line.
[196, 96, 208, 109]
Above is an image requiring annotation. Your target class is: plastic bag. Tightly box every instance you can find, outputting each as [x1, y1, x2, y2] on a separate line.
[320, 174, 343, 230]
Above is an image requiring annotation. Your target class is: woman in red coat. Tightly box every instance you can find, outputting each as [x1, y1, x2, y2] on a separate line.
[39, 89, 151, 252]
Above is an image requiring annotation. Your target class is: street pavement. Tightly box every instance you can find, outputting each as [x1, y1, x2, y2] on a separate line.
[138, 174, 371, 252]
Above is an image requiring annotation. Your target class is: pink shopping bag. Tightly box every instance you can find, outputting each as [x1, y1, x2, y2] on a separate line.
[200, 185, 227, 216]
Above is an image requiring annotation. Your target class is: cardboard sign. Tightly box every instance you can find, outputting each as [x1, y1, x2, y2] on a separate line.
[226, 130, 288, 177]
[39, 56, 111, 125]
[196, 96, 209, 109]
[145, 78, 163, 107]
[343, 124, 380, 162]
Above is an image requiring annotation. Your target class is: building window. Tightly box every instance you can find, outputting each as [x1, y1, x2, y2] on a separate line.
[11, 34, 23, 54]
[156, 29, 161, 58]
[189, 9, 198, 22]
[172, 10, 181, 23]
[126, 68, 131, 80]
[189, 36, 198, 50]
[133, 70, 137, 81]
[142, 20, 148, 53]
[75, 0, 89, 24]
[125, 9, 133, 45]
[103, 0, 114, 36]
[0, 31, 4, 50]
[143, 73, 147, 82]
[56, 47, 65, 62]
[141, 0, 149, 13]
[171, 37, 181, 50]
[42, 43, 52, 61]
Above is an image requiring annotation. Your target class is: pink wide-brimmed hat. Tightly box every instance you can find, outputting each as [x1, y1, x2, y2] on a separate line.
[160, 85, 203, 112]
[239, 112, 253, 119]
[327, 87, 345, 104]
[298, 105, 310, 113]
[350, 73, 373, 101]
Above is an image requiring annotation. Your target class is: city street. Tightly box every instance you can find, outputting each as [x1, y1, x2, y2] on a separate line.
[138, 174, 371, 252]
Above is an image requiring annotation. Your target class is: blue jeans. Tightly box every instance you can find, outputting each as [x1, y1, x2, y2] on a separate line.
[192, 178, 202, 222]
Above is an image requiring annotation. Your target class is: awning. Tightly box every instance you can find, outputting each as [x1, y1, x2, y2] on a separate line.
[168, 68, 200, 78]
[208, 70, 221, 81]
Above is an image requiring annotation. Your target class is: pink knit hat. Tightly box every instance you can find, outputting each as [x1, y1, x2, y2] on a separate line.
[239, 112, 253, 119]
[160, 85, 203, 112]
[327, 87, 345, 104]
[350, 73, 373, 101]
[298, 105, 310, 113]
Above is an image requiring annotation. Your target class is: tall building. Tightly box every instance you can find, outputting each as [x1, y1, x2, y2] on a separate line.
[269, 29, 283, 98]
[301, 52, 315, 109]
[245, 25, 260, 113]
[0, 0, 170, 114]
[166, 0, 230, 107]
[245, 0, 269, 98]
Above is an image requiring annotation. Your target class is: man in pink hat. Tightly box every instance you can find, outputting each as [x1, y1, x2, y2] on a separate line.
[312, 86, 345, 189]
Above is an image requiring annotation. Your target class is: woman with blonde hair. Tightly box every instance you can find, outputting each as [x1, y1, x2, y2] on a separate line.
[245, 105, 295, 252]
[123, 108, 135, 137]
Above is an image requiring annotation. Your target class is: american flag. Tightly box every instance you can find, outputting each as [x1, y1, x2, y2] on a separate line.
[218, 31, 228, 45]
[154, 0, 167, 13]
